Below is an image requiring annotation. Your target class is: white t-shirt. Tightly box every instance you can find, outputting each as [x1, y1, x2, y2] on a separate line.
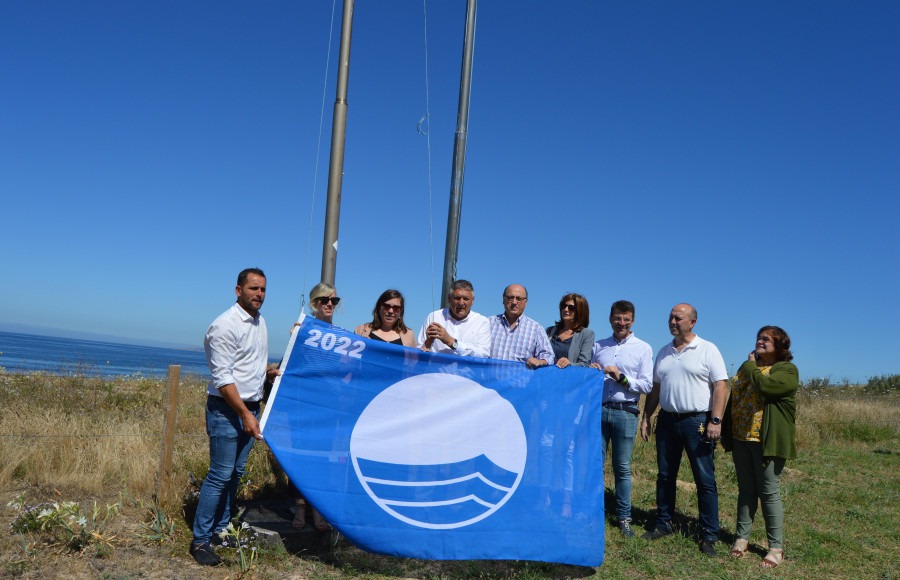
[653, 336, 728, 413]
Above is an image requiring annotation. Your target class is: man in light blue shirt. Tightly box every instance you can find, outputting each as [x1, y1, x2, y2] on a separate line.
[590, 300, 653, 538]
[489, 284, 554, 368]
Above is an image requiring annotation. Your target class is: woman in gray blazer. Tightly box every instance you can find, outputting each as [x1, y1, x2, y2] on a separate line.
[545, 293, 594, 367]
[540, 293, 593, 516]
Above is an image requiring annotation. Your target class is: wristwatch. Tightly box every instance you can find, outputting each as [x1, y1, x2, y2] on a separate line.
[616, 373, 629, 386]
[711, 416, 722, 425]
[451, 340, 458, 350]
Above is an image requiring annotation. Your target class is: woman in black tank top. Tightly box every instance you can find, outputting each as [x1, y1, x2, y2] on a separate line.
[354, 289, 417, 348]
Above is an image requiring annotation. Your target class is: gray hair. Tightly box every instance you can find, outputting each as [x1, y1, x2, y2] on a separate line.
[449, 279, 474, 294]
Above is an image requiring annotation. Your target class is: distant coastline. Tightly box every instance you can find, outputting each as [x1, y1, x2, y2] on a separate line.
[0, 329, 212, 378]
[0, 321, 202, 351]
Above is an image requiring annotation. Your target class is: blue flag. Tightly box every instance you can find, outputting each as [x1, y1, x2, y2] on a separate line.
[261, 316, 605, 567]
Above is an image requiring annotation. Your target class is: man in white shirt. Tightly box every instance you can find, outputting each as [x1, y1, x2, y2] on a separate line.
[191, 268, 279, 566]
[590, 300, 653, 538]
[489, 284, 554, 368]
[639, 303, 728, 557]
[417, 279, 491, 357]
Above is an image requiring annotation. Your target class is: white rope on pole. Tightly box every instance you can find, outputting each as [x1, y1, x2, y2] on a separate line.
[301, 0, 339, 314]
[422, 0, 436, 313]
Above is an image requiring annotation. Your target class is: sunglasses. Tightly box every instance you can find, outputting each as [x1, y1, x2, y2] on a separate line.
[561, 304, 576, 311]
[381, 303, 403, 312]
[317, 297, 341, 306]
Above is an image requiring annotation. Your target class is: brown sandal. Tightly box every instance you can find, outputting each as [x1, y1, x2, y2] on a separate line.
[730, 539, 749, 558]
[761, 548, 783, 568]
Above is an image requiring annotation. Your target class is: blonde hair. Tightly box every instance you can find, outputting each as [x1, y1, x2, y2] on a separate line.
[308, 282, 337, 313]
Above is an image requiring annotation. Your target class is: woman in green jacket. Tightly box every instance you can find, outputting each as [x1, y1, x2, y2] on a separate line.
[722, 325, 797, 569]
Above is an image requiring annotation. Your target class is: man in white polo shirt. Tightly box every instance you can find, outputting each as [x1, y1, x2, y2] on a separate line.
[639, 303, 728, 557]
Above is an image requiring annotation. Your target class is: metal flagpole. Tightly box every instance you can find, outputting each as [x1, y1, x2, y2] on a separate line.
[321, 0, 355, 286]
[440, 0, 477, 308]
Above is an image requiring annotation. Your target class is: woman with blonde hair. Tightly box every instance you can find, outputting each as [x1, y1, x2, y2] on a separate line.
[289, 281, 341, 531]
[308, 282, 339, 324]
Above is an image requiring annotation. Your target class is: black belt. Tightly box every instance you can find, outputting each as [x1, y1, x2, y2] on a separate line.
[660, 409, 708, 418]
[208, 395, 261, 411]
[603, 401, 640, 415]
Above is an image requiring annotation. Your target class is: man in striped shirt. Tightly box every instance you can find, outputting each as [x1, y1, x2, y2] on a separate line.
[489, 284, 554, 368]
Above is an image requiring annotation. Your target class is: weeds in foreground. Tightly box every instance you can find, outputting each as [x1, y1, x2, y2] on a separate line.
[138, 501, 178, 545]
[6, 492, 119, 552]
[219, 521, 260, 577]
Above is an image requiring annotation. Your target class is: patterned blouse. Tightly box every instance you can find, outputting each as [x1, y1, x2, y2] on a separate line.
[730, 364, 772, 442]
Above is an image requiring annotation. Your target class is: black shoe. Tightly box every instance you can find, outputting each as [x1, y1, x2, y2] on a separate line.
[641, 525, 673, 540]
[209, 534, 238, 549]
[699, 539, 717, 557]
[619, 520, 635, 539]
[190, 542, 223, 566]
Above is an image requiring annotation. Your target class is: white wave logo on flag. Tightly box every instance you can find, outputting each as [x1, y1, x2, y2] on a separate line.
[350, 373, 527, 529]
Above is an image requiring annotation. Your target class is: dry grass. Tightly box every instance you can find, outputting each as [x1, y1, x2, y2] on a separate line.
[1, 370, 898, 579]
[796, 382, 899, 445]
[0, 371, 282, 505]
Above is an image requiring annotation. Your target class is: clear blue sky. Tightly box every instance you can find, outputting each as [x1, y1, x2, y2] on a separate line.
[2, 1, 897, 381]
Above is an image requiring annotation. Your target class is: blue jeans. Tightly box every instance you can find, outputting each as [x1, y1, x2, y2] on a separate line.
[601, 406, 638, 521]
[192, 396, 259, 545]
[654, 411, 719, 541]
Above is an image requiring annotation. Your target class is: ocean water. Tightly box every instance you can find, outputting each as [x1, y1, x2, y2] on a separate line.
[0, 331, 211, 378]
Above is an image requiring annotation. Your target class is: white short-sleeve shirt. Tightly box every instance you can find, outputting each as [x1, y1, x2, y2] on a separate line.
[653, 335, 728, 413]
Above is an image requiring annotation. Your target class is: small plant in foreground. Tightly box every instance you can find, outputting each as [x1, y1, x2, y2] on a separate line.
[138, 501, 177, 545]
[219, 521, 260, 576]
[6, 492, 119, 552]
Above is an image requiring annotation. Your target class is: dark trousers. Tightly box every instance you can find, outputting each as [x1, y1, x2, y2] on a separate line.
[654, 411, 719, 541]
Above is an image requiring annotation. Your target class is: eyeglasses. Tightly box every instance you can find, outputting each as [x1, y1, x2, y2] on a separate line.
[504, 296, 527, 303]
[561, 304, 576, 311]
[317, 297, 341, 306]
[381, 303, 402, 312]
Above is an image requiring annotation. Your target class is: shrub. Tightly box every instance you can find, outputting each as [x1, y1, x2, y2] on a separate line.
[864, 374, 900, 395]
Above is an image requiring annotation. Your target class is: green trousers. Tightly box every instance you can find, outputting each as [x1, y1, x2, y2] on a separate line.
[732, 440, 785, 549]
